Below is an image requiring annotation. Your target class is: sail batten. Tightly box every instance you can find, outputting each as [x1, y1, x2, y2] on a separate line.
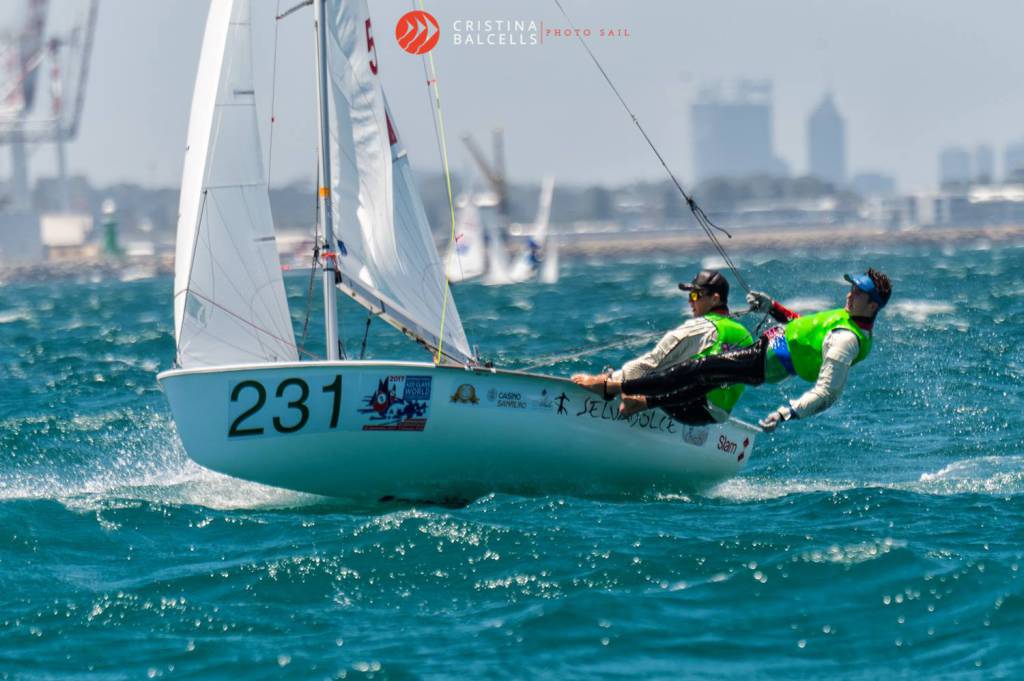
[173, 0, 297, 368]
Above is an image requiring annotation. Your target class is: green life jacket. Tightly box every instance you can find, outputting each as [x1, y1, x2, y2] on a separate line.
[783, 308, 872, 383]
[698, 312, 754, 413]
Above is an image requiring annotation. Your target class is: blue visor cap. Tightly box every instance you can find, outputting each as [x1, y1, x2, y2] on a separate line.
[844, 273, 885, 308]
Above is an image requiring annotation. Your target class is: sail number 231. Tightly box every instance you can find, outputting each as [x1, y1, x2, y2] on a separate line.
[228, 376, 342, 438]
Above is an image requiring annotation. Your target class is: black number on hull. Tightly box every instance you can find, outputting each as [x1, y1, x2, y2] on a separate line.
[229, 381, 266, 437]
[323, 375, 342, 428]
[273, 378, 310, 433]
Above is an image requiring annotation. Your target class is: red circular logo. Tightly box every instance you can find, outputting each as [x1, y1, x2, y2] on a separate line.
[395, 10, 440, 55]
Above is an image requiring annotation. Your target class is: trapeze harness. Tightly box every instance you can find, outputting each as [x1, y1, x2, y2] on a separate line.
[645, 310, 753, 425]
[623, 306, 873, 408]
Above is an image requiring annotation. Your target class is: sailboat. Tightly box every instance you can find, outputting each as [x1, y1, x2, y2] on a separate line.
[444, 191, 513, 285]
[157, 0, 759, 502]
[509, 176, 559, 284]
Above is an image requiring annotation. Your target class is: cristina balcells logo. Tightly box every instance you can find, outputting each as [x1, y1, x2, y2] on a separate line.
[452, 19, 539, 46]
[450, 18, 631, 47]
[396, 10, 440, 55]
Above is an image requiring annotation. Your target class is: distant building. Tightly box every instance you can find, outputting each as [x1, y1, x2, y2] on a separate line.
[691, 80, 789, 181]
[975, 144, 995, 184]
[807, 94, 846, 188]
[938, 147, 971, 189]
[1006, 141, 1024, 183]
[850, 172, 896, 198]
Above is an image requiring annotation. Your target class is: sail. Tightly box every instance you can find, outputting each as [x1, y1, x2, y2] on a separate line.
[480, 202, 514, 286]
[173, 0, 297, 368]
[509, 177, 557, 283]
[323, 0, 473, 364]
[445, 196, 487, 283]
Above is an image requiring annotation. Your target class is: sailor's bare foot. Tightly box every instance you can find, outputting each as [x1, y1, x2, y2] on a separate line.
[619, 394, 648, 416]
[571, 373, 605, 394]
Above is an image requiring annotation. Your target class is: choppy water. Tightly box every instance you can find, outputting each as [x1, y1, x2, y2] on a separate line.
[2, 243, 1023, 679]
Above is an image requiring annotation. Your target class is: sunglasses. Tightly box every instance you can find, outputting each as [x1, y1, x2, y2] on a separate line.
[688, 290, 704, 302]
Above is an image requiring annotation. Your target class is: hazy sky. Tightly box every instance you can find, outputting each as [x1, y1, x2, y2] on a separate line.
[11, 0, 1024, 193]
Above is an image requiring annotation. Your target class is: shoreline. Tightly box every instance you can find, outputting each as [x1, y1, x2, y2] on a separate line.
[2, 224, 1023, 283]
[556, 223, 1024, 257]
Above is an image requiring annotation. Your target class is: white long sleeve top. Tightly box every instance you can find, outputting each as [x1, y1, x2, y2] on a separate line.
[786, 328, 860, 418]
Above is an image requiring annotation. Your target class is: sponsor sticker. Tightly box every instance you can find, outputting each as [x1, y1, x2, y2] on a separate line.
[358, 375, 432, 431]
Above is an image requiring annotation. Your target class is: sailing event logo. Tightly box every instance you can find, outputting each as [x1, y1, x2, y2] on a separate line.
[396, 10, 440, 55]
[359, 375, 433, 431]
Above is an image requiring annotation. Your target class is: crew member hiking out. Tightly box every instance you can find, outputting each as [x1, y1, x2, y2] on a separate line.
[584, 269, 893, 432]
[572, 269, 753, 425]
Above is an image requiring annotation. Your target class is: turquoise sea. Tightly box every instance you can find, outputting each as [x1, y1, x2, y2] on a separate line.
[1, 242, 1022, 678]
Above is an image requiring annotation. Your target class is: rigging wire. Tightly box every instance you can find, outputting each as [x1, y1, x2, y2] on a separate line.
[415, 0, 462, 365]
[266, 0, 283, 191]
[299, 154, 323, 355]
[551, 0, 752, 296]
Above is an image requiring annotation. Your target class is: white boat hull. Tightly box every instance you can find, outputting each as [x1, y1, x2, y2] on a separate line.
[158, 361, 758, 501]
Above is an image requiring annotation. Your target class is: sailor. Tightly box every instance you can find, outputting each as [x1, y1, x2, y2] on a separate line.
[572, 269, 753, 425]
[593, 269, 892, 431]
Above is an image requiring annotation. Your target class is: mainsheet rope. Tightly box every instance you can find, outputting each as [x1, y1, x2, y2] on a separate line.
[414, 0, 462, 366]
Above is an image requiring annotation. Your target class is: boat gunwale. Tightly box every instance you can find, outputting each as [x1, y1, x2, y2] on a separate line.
[156, 360, 762, 434]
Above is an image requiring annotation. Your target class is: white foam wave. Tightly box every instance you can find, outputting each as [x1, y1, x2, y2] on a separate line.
[782, 297, 832, 314]
[0, 309, 33, 324]
[887, 300, 956, 324]
[701, 255, 729, 271]
[1, 412, 324, 511]
[705, 476, 857, 501]
[703, 456, 1024, 501]
[914, 455, 1024, 495]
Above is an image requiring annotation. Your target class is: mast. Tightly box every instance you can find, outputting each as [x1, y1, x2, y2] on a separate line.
[313, 0, 339, 360]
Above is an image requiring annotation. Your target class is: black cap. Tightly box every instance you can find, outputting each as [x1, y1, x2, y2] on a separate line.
[679, 269, 729, 301]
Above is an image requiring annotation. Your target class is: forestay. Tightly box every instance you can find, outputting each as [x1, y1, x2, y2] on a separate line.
[323, 0, 473, 365]
[173, 0, 297, 368]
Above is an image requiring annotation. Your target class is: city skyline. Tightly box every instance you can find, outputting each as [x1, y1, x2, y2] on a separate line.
[3, 0, 1024, 194]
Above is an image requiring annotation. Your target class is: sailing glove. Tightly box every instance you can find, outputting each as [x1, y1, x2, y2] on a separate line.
[746, 290, 774, 314]
[759, 405, 796, 432]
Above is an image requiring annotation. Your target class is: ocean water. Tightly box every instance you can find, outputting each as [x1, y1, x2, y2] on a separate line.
[1, 242, 1023, 679]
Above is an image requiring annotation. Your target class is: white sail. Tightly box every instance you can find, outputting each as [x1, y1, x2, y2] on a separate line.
[323, 0, 472, 364]
[480, 202, 514, 286]
[509, 177, 557, 283]
[533, 176, 556, 244]
[445, 196, 487, 283]
[540, 237, 560, 284]
[173, 0, 297, 368]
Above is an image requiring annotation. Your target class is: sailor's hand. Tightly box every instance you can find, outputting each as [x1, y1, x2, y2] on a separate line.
[746, 290, 774, 314]
[619, 394, 647, 417]
[759, 406, 795, 432]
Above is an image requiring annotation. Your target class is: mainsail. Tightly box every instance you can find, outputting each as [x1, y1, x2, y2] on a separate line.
[173, 0, 297, 368]
[323, 0, 473, 365]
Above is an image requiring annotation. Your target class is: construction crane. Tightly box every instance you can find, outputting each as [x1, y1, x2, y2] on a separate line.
[461, 128, 508, 220]
[0, 0, 99, 212]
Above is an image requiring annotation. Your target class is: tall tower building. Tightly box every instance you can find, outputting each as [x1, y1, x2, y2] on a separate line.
[1006, 141, 1024, 182]
[691, 80, 788, 181]
[975, 144, 994, 184]
[939, 147, 971, 189]
[807, 93, 846, 188]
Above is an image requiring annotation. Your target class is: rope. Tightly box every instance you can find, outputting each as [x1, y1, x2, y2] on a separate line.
[551, 0, 751, 295]
[416, 0, 460, 365]
[299, 158, 322, 355]
[517, 330, 663, 372]
[266, 0, 284, 191]
[359, 312, 372, 359]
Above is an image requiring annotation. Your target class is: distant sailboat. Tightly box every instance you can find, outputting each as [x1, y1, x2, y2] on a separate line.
[445, 191, 513, 285]
[510, 176, 558, 284]
[157, 0, 758, 502]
